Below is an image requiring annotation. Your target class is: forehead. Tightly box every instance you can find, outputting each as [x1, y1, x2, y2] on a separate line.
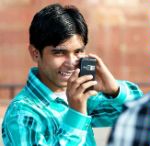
[55, 35, 84, 50]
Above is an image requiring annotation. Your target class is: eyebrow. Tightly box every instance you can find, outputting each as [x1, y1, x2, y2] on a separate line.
[51, 46, 85, 51]
[76, 47, 85, 51]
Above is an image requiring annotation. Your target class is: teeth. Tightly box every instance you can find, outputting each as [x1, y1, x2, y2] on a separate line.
[60, 71, 73, 76]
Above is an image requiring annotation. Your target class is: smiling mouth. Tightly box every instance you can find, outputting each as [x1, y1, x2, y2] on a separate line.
[59, 71, 74, 77]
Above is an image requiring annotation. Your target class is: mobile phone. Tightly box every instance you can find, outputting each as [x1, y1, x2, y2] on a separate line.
[79, 57, 96, 91]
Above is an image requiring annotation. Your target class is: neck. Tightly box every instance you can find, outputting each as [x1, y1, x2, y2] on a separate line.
[37, 72, 67, 92]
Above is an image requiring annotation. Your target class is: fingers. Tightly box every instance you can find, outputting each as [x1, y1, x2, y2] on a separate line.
[67, 68, 97, 98]
[88, 54, 103, 66]
[77, 80, 97, 93]
[66, 67, 98, 115]
[84, 90, 98, 97]
[87, 54, 119, 94]
[68, 68, 80, 82]
[68, 69, 94, 92]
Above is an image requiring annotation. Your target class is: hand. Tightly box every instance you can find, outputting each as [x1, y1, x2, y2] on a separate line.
[66, 69, 97, 114]
[88, 54, 119, 96]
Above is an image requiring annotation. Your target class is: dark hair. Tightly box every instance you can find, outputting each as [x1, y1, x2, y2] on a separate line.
[29, 3, 88, 54]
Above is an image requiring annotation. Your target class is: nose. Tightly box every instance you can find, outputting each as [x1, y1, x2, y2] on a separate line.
[65, 53, 80, 68]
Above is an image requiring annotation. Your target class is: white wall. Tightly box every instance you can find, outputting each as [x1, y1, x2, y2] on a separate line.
[94, 128, 111, 146]
[0, 119, 3, 146]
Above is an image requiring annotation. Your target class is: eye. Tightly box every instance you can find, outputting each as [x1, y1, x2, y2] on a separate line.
[75, 49, 85, 54]
[52, 50, 66, 56]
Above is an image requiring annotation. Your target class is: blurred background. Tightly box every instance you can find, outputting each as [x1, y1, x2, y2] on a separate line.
[0, 0, 149, 146]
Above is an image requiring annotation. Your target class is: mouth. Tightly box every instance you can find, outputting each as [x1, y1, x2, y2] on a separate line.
[58, 70, 74, 79]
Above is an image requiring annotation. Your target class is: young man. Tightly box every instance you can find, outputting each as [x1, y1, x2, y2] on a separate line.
[107, 92, 150, 146]
[2, 3, 143, 146]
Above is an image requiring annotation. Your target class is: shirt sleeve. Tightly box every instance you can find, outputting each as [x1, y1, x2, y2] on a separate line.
[87, 80, 143, 127]
[2, 108, 91, 146]
[55, 108, 92, 145]
[2, 115, 49, 146]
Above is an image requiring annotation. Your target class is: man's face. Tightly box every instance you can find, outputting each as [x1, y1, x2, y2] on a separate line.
[38, 35, 85, 92]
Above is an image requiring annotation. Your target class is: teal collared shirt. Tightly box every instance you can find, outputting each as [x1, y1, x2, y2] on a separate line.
[2, 67, 143, 146]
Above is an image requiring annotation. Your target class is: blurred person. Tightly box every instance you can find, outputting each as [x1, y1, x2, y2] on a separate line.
[107, 92, 150, 146]
[2, 3, 143, 146]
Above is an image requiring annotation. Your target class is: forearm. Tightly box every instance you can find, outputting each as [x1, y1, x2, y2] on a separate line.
[57, 108, 91, 145]
[88, 80, 143, 127]
[3, 113, 90, 146]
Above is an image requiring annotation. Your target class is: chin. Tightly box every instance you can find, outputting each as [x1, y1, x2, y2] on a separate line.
[57, 81, 68, 88]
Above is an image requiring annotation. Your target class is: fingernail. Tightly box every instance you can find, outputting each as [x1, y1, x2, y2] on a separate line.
[76, 68, 80, 72]
[94, 81, 97, 84]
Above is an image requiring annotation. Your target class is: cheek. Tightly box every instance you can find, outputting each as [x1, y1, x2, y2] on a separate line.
[50, 58, 66, 68]
[77, 52, 86, 58]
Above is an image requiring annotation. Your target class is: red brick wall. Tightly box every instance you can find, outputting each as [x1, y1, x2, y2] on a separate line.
[0, 0, 149, 99]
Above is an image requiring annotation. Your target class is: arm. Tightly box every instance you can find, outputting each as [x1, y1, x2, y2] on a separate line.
[2, 115, 49, 146]
[56, 108, 91, 145]
[2, 108, 91, 146]
[85, 54, 143, 127]
[87, 80, 143, 127]
[66, 54, 142, 127]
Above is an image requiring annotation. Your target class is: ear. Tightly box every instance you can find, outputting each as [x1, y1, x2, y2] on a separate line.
[28, 45, 40, 62]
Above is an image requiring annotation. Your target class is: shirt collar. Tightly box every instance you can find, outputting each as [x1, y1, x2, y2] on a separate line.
[25, 67, 58, 106]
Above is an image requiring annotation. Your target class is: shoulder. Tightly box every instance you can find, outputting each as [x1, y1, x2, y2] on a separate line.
[117, 92, 150, 124]
[2, 97, 48, 134]
[3, 89, 43, 126]
[124, 92, 150, 110]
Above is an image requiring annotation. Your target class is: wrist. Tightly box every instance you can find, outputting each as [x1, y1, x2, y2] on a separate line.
[69, 102, 87, 115]
[103, 87, 120, 98]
